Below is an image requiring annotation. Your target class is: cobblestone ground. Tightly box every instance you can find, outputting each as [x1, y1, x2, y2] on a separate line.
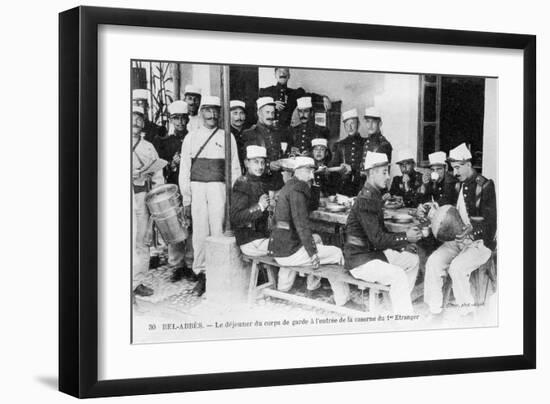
[133, 263, 497, 328]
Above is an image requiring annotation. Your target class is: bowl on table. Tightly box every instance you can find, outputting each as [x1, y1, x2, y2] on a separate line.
[325, 203, 347, 213]
[392, 213, 414, 224]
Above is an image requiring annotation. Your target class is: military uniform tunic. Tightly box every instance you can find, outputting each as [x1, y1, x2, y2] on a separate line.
[290, 121, 329, 154]
[242, 122, 292, 191]
[454, 171, 497, 247]
[142, 119, 164, 143]
[152, 130, 186, 185]
[231, 125, 247, 175]
[343, 183, 409, 270]
[389, 170, 424, 207]
[268, 178, 320, 258]
[418, 172, 458, 206]
[230, 174, 270, 247]
[259, 84, 325, 128]
[329, 133, 365, 197]
[423, 171, 497, 314]
[361, 131, 393, 163]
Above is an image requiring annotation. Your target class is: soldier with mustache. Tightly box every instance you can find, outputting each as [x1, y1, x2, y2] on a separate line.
[243, 97, 292, 192]
[230, 100, 249, 174]
[289, 96, 329, 156]
[259, 67, 331, 129]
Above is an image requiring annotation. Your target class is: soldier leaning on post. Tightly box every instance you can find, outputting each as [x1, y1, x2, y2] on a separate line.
[290, 96, 329, 155]
[259, 67, 331, 129]
[417, 151, 458, 207]
[230, 145, 271, 257]
[132, 105, 167, 297]
[132, 89, 164, 143]
[229, 100, 249, 174]
[243, 97, 292, 192]
[389, 149, 424, 207]
[423, 143, 496, 317]
[268, 157, 351, 306]
[179, 96, 242, 296]
[344, 151, 422, 314]
[329, 108, 365, 197]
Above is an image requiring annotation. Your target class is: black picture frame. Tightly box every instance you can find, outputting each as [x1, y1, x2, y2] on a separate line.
[59, 6, 536, 398]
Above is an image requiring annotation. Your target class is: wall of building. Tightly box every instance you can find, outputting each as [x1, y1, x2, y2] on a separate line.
[259, 68, 420, 176]
[483, 78, 498, 186]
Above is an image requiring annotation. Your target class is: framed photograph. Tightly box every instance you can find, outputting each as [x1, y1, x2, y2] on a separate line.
[59, 6, 536, 398]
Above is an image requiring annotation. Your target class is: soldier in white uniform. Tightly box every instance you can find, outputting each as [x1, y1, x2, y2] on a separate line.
[179, 96, 242, 295]
[132, 105, 166, 296]
[183, 84, 202, 133]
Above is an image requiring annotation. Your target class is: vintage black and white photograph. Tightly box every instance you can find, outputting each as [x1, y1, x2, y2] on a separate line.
[131, 61, 498, 344]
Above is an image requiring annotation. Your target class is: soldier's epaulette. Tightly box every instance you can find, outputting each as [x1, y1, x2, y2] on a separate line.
[475, 175, 488, 187]
[233, 175, 249, 190]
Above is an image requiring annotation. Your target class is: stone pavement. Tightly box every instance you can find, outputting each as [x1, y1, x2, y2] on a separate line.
[133, 263, 497, 329]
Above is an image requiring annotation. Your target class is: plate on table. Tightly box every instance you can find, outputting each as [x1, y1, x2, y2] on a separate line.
[385, 197, 403, 209]
[392, 213, 414, 223]
[326, 203, 347, 213]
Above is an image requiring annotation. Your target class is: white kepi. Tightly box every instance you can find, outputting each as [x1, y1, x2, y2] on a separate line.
[448, 143, 472, 162]
[184, 84, 201, 95]
[342, 108, 358, 122]
[311, 138, 328, 148]
[363, 151, 389, 171]
[363, 107, 382, 119]
[395, 149, 415, 164]
[256, 96, 276, 110]
[246, 145, 267, 159]
[200, 95, 221, 108]
[230, 100, 246, 110]
[296, 96, 313, 110]
[167, 100, 188, 115]
[132, 88, 149, 101]
[428, 151, 447, 166]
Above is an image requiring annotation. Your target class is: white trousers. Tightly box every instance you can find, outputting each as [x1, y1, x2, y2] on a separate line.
[133, 192, 187, 287]
[133, 192, 150, 287]
[275, 244, 350, 306]
[349, 250, 419, 314]
[190, 182, 226, 274]
[240, 238, 269, 257]
[424, 239, 491, 314]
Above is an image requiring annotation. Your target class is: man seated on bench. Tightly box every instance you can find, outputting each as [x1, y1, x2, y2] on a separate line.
[424, 143, 496, 317]
[230, 145, 271, 256]
[268, 157, 350, 306]
[344, 151, 422, 314]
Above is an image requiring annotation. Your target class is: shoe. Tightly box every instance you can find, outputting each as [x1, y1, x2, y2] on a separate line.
[133, 284, 154, 297]
[170, 265, 187, 282]
[191, 273, 206, 296]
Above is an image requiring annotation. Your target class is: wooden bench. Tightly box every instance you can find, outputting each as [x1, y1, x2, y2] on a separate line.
[241, 254, 391, 316]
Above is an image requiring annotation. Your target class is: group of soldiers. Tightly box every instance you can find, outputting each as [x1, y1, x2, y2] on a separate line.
[132, 66, 497, 318]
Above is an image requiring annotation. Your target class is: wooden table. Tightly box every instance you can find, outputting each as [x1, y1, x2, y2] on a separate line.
[310, 206, 421, 234]
[309, 205, 432, 303]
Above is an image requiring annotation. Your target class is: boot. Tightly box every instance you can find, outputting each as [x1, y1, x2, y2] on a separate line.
[133, 284, 154, 297]
[191, 273, 206, 296]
